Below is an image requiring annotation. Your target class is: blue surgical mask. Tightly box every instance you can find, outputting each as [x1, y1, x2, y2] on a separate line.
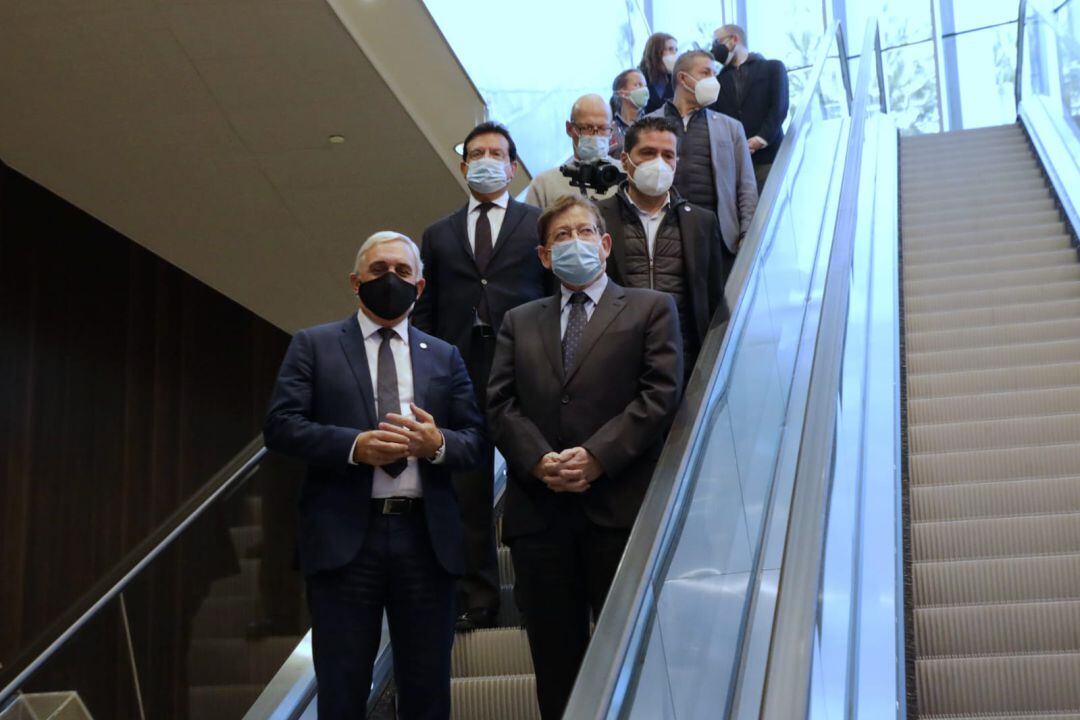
[466, 157, 509, 194]
[576, 134, 609, 162]
[551, 239, 603, 286]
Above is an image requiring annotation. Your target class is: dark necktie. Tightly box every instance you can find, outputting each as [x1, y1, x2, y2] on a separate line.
[561, 292, 589, 371]
[376, 328, 407, 478]
[474, 202, 495, 325]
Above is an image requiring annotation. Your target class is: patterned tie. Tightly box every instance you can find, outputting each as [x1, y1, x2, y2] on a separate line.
[561, 292, 589, 371]
[376, 328, 407, 478]
[474, 202, 495, 325]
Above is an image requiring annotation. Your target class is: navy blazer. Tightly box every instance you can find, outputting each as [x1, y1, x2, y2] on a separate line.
[264, 314, 485, 576]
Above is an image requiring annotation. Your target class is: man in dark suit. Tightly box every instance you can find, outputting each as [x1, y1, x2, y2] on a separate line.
[413, 121, 549, 631]
[487, 195, 683, 719]
[264, 231, 484, 720]
[710, 24, 790, 191]
[597, 115, 729, 381]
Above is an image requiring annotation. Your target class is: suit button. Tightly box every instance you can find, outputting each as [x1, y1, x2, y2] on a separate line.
[481, 278, 488, 286]
[561, 395, 570, 405]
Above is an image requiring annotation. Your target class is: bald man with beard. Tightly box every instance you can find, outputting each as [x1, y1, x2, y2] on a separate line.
[524, 94, 624, 210]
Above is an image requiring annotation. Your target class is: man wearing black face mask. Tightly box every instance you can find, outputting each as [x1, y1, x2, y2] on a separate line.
[265, 231, 485, 720]
[709, 24, 790, 192]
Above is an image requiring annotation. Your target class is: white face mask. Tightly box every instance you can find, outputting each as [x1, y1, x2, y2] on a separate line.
[661, 52, 677, 74]
[576, 134, 610, 162]
[626, 86, 650, 109]
[689, 74, 721, 106]
[627, 156, 675, 197]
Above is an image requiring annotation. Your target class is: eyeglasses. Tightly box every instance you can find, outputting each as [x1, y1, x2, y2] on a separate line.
[549, 224, 600, 243]
[570, 123, 614, 137]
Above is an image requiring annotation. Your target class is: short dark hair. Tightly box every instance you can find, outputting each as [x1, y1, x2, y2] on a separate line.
[610, 68, 645, 117]
[461, 121, 517, 162]
[624, 116, 680, 154]
[673, 49, 714, 80]
[538, 195, 606, 245]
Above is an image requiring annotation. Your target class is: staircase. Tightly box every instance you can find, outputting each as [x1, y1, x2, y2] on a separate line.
[902, 123, 1080, 719]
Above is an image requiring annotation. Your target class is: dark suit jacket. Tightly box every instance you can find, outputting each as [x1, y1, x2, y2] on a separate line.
[596, 188, 730, 353]
[412, 199, 550, 362]
[488, 280, 683, 540]
[263, 315, 485, 576]
[710, 53, 790, 165]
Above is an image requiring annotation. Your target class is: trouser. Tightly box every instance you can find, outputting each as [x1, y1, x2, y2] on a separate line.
[754, 162, 773, 194]
[453, 327, 501, 612]
[509, 520, 631, 720]
[306, 509, 456, 720]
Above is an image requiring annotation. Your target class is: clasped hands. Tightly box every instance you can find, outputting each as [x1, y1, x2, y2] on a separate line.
[352, 403, 444, 467]
[532, 447, 603, 493]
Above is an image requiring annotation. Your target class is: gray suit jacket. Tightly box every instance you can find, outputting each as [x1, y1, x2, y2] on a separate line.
[647, 105, 759, 252]
[487, 280, 684, 539]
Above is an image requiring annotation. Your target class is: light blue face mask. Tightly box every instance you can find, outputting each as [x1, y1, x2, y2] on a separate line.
[576, 134, 610, 162]
[551, 238, 602, 286]
[466, 157, 509, 194]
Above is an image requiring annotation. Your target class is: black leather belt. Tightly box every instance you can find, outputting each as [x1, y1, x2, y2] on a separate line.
[371, 497, 423, 515]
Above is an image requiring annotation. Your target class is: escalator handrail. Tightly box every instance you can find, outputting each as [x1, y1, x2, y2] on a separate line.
[0, 436, 268, 708]
[562, 21, 852, 720]
[759, 18, 885, 720]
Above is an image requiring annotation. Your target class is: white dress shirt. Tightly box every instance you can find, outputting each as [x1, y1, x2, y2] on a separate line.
[466, 191, 510, 253]
[559, 273, 608, 338]
[348, 310, 438, 498]
[625, 191, 671, 257]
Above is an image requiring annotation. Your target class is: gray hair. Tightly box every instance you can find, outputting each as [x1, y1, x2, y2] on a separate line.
[354, 231, 424, 277]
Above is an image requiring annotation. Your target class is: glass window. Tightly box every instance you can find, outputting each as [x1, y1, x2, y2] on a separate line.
[951, 0, 1021, 33]
[745, 0, 827, 70]
[650, 0, 728, 55]
[422, 0, 651, 174]
[948, 23, 1018, 128]
[883, 40, 942, 134]
[843, 0, 934, 49]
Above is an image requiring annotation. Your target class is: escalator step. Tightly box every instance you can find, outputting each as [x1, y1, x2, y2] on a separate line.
[908, 339, 1080, 375]
[901, 186, 1050, 217]
[904, 247, 1074, 283]
[904, 265, 1080, 299]
[914, 552, 1080, 606]
[451, 628, 533, 678]
[498, 545, 515, 585]
[909, 315, 1080, 354]
[909, 386, 1080, 425]
[911, 476, 1080, 522]
[903, 233, 1070, 268]
[903, 222, 1066, 251]
[450, 674, 541, 720]
[916, 652, 1080, 717]
[913, 512, 1080, 562]
[916, 599, 1080, 657]
[907, 362, 1080, 399]
[902, 208, 1056, 240]
[910, 441, 1080, 485]
[909, 413, 1080, 454]
[903, 279, 1080, 315]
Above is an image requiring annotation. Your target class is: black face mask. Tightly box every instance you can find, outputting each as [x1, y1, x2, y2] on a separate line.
[357, 272, 418, 320]
[711, 40, 729, 66]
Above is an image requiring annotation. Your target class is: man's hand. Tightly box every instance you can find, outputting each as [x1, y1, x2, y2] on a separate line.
[380, 403, 444, 459]
[352, 430, 409, 467]
[554, 447, 603, 493]
[748, 136, 768, 153]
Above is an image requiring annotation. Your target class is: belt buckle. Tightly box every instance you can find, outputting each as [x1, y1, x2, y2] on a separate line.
[383, 497, 410, 515]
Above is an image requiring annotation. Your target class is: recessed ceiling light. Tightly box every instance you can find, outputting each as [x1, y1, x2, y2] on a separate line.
[328, 135, 346, 144]
[453, 142, 465, 155]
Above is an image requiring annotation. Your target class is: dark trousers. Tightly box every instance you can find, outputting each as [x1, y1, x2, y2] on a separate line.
[306, 511, 456, 720]
[754, 161, 772, 194]
[454, 328, 501, 612]
[509, 520, 631, 720]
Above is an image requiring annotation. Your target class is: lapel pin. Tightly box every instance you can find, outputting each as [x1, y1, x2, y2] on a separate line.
[419, 342, 428, 350]
[684, 206, 691, 212]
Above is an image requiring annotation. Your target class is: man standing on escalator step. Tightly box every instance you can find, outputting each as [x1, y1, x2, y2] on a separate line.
[488, 195, 683, 719]
[413, 121, 551, 633]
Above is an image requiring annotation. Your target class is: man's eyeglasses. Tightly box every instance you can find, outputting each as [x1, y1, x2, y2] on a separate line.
[570, 123, 614, 137]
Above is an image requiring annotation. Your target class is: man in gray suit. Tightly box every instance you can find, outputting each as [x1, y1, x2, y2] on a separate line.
[648, 49, 758, 269]
[487, 195, 683, 719]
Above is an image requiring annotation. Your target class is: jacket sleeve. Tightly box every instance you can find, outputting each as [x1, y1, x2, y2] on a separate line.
[487, 309, 556, 480]
[263, 330, 362, 472]
[705, 213, 731, 330]
[433, 345, 485, 472]
[411, 225, 437, 333]
[758, 60, 790, 145]
[581, 293, 683, 478]
[732, 125, 759, 240]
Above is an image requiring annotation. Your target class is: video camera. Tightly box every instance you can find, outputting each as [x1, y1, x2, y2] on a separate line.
[559, 158, 627, 196]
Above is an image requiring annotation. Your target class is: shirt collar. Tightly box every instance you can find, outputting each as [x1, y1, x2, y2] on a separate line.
[560, 272, 608, 310]
[356, 309, 409, 343]
[468, 191, 510, 214]
[624, 188, 671, 218]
